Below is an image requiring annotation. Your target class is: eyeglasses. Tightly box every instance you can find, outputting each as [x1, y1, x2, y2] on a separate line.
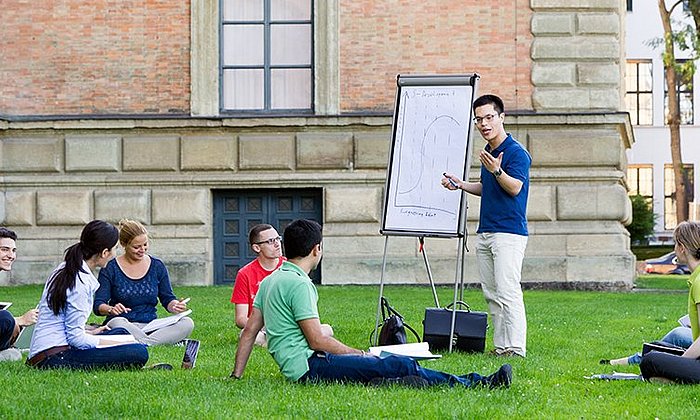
[473, 113, 499, 125]
[254, 236, 282, 246]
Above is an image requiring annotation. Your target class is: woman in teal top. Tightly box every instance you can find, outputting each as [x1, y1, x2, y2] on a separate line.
[641, 221, 700, 383]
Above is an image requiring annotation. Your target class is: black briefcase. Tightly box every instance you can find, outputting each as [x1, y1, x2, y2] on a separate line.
[423, 301, 487, 353]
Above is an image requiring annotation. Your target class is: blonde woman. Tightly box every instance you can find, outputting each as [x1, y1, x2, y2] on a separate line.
[641, 221, 700, 383]
[93, 219, 194, 346]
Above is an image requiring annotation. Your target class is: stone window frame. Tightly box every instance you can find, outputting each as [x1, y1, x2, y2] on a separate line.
[191, 0, 338, 117]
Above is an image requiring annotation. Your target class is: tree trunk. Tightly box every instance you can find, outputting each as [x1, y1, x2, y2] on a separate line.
[658, 0, 689, 225]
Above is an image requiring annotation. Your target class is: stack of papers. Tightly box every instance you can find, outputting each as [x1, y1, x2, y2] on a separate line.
[368, 342, 441, 360]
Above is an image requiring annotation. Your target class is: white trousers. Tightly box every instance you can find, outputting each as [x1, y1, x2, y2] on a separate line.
[476, 232, 528, 356]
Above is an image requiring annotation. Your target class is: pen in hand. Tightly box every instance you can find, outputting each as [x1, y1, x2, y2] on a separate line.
[443, 173, 459, 189]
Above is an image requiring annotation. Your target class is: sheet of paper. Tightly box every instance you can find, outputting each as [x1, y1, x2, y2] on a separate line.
[142, 309, 192, 333]
[96, 334, 136, 348]
[678, 314, 691, 328]
[368, 342, 441, 360]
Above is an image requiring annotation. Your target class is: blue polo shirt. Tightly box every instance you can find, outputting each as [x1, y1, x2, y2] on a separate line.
[477, 134, 531, 236]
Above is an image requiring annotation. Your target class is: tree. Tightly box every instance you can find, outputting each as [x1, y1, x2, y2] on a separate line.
[626, 195, 656, 244]
[656, 0, 700, 224]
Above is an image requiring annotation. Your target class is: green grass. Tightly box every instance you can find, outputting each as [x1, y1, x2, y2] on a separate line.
[1, 284, 699, 418]
[631, 245, 674, 261]
[635, 274, 689, 290]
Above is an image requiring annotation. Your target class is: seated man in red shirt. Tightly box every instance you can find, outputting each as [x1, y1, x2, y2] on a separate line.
[231, 224, 332, 346]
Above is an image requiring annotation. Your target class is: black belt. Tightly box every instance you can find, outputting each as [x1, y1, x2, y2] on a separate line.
[26, 345, 71, 367]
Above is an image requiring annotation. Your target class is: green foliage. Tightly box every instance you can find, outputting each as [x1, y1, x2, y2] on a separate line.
[626, 195, 657, 245]
[1, 284, 700, 418]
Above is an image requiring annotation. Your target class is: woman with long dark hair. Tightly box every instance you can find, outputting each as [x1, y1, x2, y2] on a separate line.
[27, 220, 149, 369]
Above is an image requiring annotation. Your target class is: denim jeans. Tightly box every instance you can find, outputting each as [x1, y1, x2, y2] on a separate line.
[627, 326, 693, 365]
[300, 352, 486, 388]
[36, 328, 149, 370]
[0, 310, 15, 351]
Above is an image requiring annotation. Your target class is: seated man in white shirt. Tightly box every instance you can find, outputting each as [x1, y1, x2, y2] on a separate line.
[0, 227, 38, 361]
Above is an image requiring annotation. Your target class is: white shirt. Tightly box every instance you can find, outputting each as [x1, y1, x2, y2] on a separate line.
[29, 261, 101, 358]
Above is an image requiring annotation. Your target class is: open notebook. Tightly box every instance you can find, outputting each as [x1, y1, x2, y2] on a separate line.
[142, 309, 192, 334]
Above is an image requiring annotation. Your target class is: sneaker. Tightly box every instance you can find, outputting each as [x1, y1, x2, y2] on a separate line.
[599, 359, 611, 365]
[369, 375, 429, 388]
[144, 363, 173, 370]
[486, 364, 513, 389]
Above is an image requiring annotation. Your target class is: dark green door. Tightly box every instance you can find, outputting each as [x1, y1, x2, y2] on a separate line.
[213, 189, 323, 285]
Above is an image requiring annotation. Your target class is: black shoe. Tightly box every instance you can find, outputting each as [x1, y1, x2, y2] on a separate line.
[486, 364, 512, 389]
[369, 375, 429, 388]
[599, 359, 611, 365]
[144, 363, 173, 370]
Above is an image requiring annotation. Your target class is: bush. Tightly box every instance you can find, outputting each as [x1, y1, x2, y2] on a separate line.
[626, 194, 656, 245]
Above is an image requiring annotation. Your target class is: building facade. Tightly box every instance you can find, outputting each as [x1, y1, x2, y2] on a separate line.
[0, 0, 635, 288]
[625, 0, 700, 242]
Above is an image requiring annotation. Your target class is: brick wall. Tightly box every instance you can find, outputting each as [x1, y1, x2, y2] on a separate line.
[339, 0, 534, 112]
[0, 0, 190, 115]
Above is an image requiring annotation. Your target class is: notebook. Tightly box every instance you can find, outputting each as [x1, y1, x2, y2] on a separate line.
[14, 324, 34, 352]
[0, 302, 11, 311]
[142, 309, 193, 334]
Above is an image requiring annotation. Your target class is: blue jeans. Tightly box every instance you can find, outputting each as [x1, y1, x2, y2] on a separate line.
[36, 328, 149, 370]
[627, 326, 693, 365]
[0, 310, 16, 351]
[300, 352, 486, 388]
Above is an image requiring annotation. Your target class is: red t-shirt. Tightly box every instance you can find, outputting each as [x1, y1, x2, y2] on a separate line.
[230, 257, 285, 316]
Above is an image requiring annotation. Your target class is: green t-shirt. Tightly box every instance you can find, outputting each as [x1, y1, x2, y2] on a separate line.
[253, 261, 318, 381]
[687, 265, 700, 340]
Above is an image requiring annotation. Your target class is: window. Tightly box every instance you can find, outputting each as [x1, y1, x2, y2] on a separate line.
[664, 164, 695, 229]
[627, 165, 653, 200]
[221, 0, 313, 113]
[627, 0, 632, 12]
[664, 60, 694, 125]
[625, 60, 653, 125]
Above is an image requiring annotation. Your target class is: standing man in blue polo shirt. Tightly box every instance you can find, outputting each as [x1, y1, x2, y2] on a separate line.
[442, 94, 531, 358]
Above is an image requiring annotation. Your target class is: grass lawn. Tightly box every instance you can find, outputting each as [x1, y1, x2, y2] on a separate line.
[1, 283, 698, 419]
[635, 274, 688, 291]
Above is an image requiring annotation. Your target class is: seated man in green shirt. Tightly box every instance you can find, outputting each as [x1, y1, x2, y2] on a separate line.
[230, 219, 512, 388]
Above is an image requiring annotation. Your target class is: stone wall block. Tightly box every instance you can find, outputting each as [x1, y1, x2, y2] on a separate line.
[566, 233, 629, 256]
[239, 134, 295, 170]
[325, 186, 381, 222]
[521, 257, 567, 282]
[567, 255, 635, 283]
[524, 234, 566, 256]
[557, 184, 629, 221]
[531, 13, 574, 35]
[527, 185, 555, 221]
[123, 136, 179, 171]
[577, 63, 619, 85]
[181, 135, 237, 170]
[532, 89, 591, 109]
[0, 137, 62, 172]
[152, 189, 208, 224]
[94, 190, 151, 223]
[577, 13, 620, 34]
[65, 135, 121, 171]
[3, 191, 35, 226]
[297, 132, 353, 169]
[532, 63, 576, 86]
[354, 132, 390, 169]
[531, 37, 619, 60]
[529, 129, 622, 166]
[36, 190, 92, 225]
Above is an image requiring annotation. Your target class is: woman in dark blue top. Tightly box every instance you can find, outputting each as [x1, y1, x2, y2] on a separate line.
[93, 219, 194, 346]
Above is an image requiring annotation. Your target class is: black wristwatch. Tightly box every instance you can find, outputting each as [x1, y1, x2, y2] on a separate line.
[493, 167, 503, 177]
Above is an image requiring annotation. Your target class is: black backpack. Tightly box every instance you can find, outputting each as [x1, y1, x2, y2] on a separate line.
[370, 297, 420, 346]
